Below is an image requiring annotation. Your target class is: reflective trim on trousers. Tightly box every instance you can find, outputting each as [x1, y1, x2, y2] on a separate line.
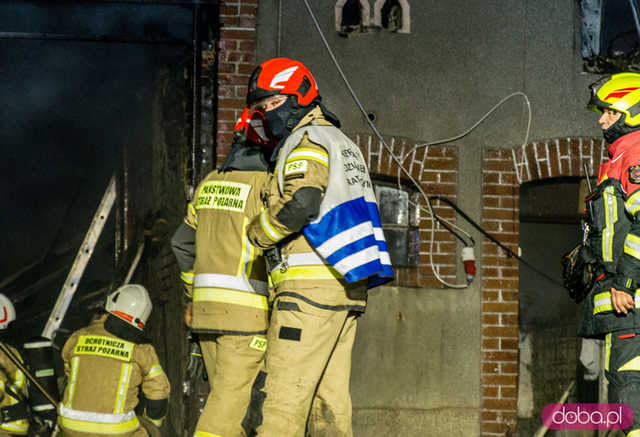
[193, 288, 269, 311]
[194, 273, 268, 296]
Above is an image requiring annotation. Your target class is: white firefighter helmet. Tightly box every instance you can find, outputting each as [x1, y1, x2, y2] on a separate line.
[105, 284, 152, 331]
[0, 294, 15, 330]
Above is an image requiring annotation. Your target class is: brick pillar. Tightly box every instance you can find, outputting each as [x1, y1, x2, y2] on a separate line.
[216, 0, 258, 166]
[480, 137, 606, 436]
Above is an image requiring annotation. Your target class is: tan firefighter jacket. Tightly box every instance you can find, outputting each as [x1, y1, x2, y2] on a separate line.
[59, 315, 170, 435]
[0, 343, 28, 435]
[181, 169, 271, 334]
[247, 107, 367, 311]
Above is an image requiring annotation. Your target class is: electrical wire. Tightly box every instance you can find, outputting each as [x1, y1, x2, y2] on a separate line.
[303, 0, 532, 288]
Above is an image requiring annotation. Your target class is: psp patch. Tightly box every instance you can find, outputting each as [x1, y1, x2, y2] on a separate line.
[629, 165, 640, 184]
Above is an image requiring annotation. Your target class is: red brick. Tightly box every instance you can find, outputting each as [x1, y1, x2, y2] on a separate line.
[220, 29, 256, 39]
[483, 337, 499, 349]
[483, 351, 517, 361]
[483, 314, 499, 325]
[482, 326, 518, 338]
[500, 362, 518, 374]
[483, 184, 517, 196]
[481, 422, 510, 434]
[484, 160, 515, 172]
[482, 397, 517, 410]
[482, 302, 518, 314]
[483, 386, 498, 398]
[483, 362, 499, 373]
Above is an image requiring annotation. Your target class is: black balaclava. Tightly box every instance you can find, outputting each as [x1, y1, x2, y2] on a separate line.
[264, 96, 296, 139]
[604, 114, 638, 144]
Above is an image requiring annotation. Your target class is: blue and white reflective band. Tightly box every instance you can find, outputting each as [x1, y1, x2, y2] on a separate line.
[194, 273, 268, 296]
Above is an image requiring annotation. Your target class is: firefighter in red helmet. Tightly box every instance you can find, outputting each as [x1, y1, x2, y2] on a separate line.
[171, 110, 276, 437]
[243, 57, 393, 437]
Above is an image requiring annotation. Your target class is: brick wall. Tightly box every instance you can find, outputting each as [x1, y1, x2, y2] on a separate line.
[215, 0, 258, 167]
[480, 137, 606, 436]
[353, 133, 459, 288]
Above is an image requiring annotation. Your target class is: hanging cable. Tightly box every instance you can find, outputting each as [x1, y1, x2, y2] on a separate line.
[303, 0, 533, 288]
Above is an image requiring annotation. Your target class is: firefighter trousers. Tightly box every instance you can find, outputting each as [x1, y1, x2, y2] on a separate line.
[253, 294, 358, 437]
[604, 329, 640, 436]
[195, 333, 266, 437]
[57, 425, 148, 437]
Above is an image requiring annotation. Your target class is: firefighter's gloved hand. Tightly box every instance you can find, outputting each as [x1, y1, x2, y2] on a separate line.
[186, 337, 207, 381]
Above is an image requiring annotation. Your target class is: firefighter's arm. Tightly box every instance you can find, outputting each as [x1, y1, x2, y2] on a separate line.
[612, 168, 640, 298]
[247, 139, 329, 249]
[139, 346, 170, 427]
[170, 203, 197, 297]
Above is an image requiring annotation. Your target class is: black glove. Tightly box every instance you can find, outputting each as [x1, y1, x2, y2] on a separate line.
[562, 244, 599, 303]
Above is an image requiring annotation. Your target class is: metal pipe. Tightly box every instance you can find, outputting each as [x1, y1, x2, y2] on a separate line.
[192, 1, 203, 187]
[630, 0, 640, 43]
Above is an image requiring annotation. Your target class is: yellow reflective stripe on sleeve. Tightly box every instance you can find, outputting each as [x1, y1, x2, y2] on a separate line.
[180, 271, 194, 285]
[594, 291, 613, 314]
[603, 186, 617, 262]
[627, 190, 640, 216]
[188, 202, 198, 226]
[66, 356, 80, 408]
[237, 217, 256, 279]
[59, 415, 140, 434]
[286, 148, 329, 167]
[618, 356, 640, 372]
[0, 421, 28, 434]
[259, 210, 285, 242]
[113, 363, 132, 414]
[605, 333, 612, 372]
[193, 288, 268, 311]
[194, 430, 223, 437]
[625, 234, 640, 261]
[147, 364, 164, 378]
[270, 265, 343, 286]
[11, 367, 25, 391]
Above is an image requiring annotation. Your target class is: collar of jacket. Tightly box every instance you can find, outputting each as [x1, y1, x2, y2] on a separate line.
[607, 130, 640, 160]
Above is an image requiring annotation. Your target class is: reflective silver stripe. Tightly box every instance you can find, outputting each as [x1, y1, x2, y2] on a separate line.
[147, 364, 164, 378]
[194, 273, 268, 295]
[35, 368, 54, 377]
[286, 252, 327, 266]
[66, 356, 79, 408]
[114, 363, 132, 414]
[23, 341, 52, 349]
[32, 404, 56, 412]
[603, 186, 617, 262]
[59, 404, 136, 424]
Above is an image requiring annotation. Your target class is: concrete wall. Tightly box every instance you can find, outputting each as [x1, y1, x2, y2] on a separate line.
[254, 1, 604, 436]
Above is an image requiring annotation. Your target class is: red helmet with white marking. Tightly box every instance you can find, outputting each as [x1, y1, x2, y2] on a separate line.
[246, 57, 319, 107]
[0, 294, 15, 330]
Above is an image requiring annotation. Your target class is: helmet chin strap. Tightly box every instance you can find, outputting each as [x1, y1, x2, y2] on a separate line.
[604, 115, 639, 144]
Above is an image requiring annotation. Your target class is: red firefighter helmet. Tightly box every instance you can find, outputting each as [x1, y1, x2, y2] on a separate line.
[246, 57, 319, 107]
[233, 108, 278, 151]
